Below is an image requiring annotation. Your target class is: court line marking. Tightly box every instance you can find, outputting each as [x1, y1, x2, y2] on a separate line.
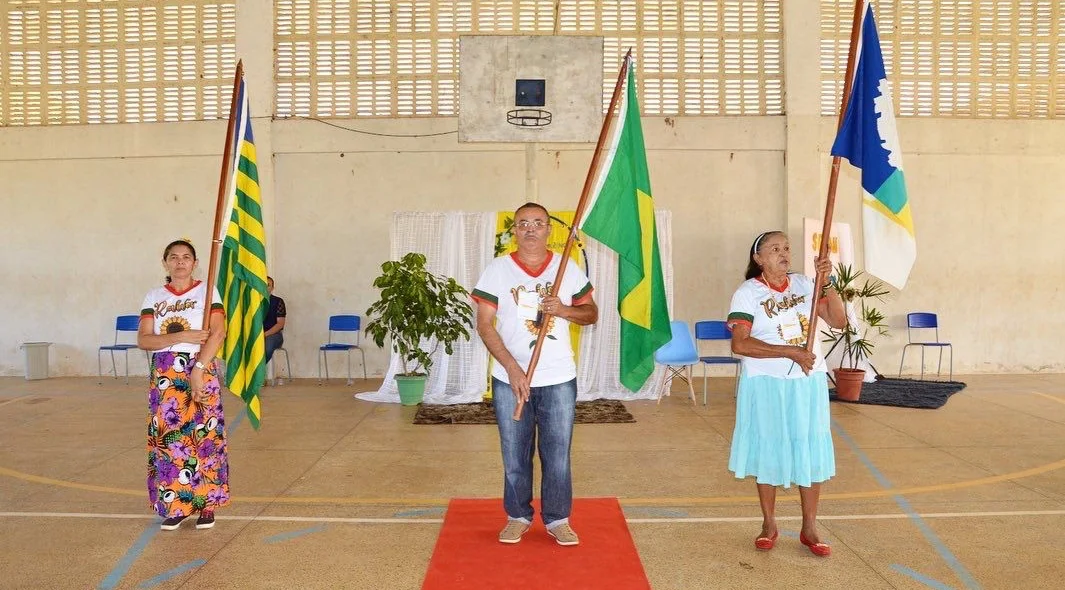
[4, 456, 1064, 507]
[263, 525, 329, 543]
[97, 522, 158, 590]
[101, 402, 246, 590]
[137, 560, 206, 589]
[834, 420, 980, 590]
[0, 395, 34, 408]
[1033, 392, 1065, 406]
[4, 509, 1064, 525]
[3, 391, 1063, 507]
[891, 564, 955, 590]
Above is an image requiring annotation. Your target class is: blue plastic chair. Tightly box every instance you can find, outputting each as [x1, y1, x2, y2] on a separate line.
[98, 315, 146, 384]
[694, 320, 741, 405]
[318, 315, 367, 385]
[653, 321, 699, 405]
[899, 312, 953, 381]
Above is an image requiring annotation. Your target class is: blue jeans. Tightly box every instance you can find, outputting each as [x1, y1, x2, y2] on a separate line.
[264, 332, 283, 363]
[492, 377, 577, 527]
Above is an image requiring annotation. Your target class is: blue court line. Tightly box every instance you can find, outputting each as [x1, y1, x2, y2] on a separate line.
[229, 401, 247, 430]
[263, 525, 328, 544]
[891, 564, 957, 590]
[393, 507, 446, 518]
[832, 420, 980, 590]
[137, 559, 207, 589]
[97, 524, 160, 590]
[99, 398, 247, 589]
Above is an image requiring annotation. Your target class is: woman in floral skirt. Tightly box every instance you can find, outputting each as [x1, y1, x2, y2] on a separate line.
[137, 239, 230, 530]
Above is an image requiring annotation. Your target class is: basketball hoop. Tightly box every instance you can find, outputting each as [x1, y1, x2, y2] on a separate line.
[507, 108, 553, 128]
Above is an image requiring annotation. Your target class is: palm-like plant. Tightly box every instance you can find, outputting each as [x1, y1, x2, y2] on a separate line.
[821, 263, 891, 370]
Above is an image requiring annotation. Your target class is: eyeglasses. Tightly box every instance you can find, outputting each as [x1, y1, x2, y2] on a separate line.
[515, 220, 548, 229]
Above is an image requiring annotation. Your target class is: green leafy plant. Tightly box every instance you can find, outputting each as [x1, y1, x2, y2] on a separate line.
[821, 263, 891, 370]
[364, 252, 474, 377]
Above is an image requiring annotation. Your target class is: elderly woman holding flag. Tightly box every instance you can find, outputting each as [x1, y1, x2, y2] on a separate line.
[726, 231, 846, 556]
[138, 239, 231, 531]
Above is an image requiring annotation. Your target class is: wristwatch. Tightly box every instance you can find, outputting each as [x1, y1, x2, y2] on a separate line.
[194, 361, 209, 372]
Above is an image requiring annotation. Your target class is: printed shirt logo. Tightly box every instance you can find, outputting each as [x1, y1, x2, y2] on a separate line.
[155, 298, 198, 319]
[760, 292, 810, 346]
[511, 282, 558, 346]
[160, 316, 192, 334]
[760, 293, 806, 319]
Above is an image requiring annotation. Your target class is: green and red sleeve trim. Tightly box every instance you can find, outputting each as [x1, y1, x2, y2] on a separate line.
[726, 312, 753, 331]
[573, 282, 594, 306]
[471, 289, 498, 309]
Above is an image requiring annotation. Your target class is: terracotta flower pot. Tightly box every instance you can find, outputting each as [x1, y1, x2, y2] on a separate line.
[833, 368, 865, 401]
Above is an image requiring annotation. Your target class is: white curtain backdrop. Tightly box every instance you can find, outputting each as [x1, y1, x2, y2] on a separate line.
[356, 210, 674, 404]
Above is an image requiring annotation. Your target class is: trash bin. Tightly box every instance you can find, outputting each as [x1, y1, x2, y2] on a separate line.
[21, 342, 52, 380]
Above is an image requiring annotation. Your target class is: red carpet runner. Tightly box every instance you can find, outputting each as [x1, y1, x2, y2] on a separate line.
[422, 498, 650, 589]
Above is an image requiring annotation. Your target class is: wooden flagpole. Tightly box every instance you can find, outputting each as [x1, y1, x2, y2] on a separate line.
[201, 60, 244, 332]
[513, 49, 633, 421]
[805, 1, 865, 352]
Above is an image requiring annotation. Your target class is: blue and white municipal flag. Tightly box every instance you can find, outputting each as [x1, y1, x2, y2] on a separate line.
[831, 2, 915, 290]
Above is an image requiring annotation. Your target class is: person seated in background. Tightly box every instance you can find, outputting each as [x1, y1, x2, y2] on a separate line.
[264, 276, 286, 364]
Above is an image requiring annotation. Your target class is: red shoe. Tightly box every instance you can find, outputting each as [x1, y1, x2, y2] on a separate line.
[800, 532, 831, 557]
[754, 531, 779, 551]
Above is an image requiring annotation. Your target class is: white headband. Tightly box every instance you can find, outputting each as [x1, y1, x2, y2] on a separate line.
[752, 232, 770, 254]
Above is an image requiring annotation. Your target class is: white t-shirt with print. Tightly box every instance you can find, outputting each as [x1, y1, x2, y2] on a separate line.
[726, 273, 826, 379]
[472, 252, 594, 387]
[140, 281, 224, 354]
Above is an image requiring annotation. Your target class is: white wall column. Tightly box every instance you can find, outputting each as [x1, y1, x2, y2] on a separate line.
[782, 0, 826, 244]
[236, 0, 278, 267]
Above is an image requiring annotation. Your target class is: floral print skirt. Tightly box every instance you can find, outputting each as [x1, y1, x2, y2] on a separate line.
[147, 351, 231, 518]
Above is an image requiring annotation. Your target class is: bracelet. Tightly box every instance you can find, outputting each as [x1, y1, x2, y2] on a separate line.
[821, 276, 837, 296]
[194, 360, 212, 375]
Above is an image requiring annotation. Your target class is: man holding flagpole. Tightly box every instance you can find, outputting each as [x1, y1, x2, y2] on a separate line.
[472, 202, 598, 547]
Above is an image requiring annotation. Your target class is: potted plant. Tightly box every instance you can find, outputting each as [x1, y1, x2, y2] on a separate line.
[364, 252, 474, 405]
[821, 263, 890, 401]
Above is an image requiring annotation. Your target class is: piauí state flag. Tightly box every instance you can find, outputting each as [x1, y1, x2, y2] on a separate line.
[831, 2, 916, 290]
[579, 56, 671, 392]
[218, 75, 269, 428]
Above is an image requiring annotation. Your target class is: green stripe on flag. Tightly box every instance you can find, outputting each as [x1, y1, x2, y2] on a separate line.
[579, 60, 671, 392]
[219, 96, 268, 429]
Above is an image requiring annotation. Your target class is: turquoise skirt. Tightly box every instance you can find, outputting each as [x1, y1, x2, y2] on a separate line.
[728, 371, 835, 488]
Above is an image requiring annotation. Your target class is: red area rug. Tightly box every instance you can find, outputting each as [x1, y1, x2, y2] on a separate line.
[422, 498, 650, 590]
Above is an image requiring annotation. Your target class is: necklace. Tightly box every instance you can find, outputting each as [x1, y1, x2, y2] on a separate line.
[761, 273, 789, 292]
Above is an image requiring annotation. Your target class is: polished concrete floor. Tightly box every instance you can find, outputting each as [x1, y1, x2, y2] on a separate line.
[1, 373, 1063, 589]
